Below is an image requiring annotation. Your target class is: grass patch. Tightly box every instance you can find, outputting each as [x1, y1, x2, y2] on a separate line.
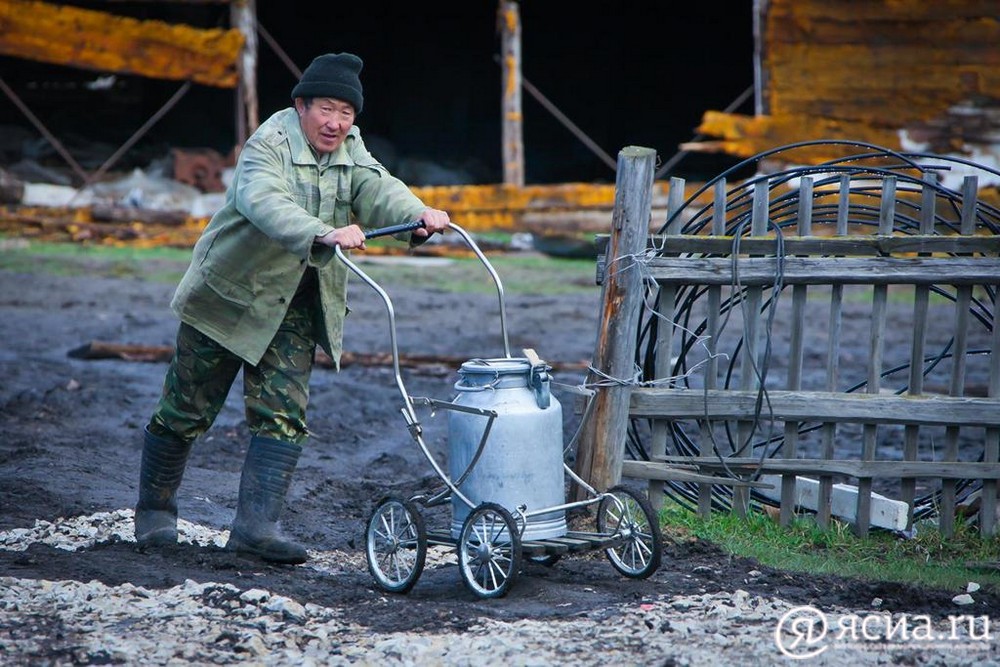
[661, 502, 1000, 591]
[0, 236, 601, 296]
[0, 237, 191, 283]
[353, 253, 600, 295]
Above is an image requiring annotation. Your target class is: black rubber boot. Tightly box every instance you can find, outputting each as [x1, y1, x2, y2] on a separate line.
[134, 426, 192, 547]
[225, 436, 307, 564]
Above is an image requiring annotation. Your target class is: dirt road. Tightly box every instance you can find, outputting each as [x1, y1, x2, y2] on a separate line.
[1, 245, 997, 664]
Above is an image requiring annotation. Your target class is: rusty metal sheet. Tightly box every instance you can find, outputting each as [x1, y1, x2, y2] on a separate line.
[0, 0, 244, 87]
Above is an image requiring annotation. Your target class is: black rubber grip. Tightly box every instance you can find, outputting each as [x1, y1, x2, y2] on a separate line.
[364, 220, 426, 239]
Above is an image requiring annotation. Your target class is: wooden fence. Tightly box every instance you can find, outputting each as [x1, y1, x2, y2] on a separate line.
[582, 144, 1000, 537]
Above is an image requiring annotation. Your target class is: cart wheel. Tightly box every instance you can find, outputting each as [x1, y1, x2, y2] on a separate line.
[458, 502, 522, 599]
[596, 485, 662, 579]
[365, 496, 426, 594]
[525, 554, 561, 567]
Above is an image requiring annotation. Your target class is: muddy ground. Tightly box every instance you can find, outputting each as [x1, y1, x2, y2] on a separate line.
[1, 241, 998, 663]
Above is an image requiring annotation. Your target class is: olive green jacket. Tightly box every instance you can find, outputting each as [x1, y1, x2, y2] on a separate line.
[170, 108, 426, 366]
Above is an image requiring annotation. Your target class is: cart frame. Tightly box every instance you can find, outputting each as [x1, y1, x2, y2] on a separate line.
[338, 222, 663, 598]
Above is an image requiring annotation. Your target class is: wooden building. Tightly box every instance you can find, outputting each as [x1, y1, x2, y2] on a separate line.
[691, 0, 1000, 182]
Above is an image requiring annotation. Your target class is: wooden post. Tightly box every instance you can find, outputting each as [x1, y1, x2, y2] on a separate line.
[572, 146, 656, 499]
[231, 0, 259, 147]
[498, 1, 524, 187]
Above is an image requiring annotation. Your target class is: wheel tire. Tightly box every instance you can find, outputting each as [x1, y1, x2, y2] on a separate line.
[365, 496, 427, 594]
[596, 485, 662, 579]
[458, 502, 522, 599]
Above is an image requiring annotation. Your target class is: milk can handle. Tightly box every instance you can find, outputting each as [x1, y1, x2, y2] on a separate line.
[524, 348, 551, 409]
[453, 371, 502, 392]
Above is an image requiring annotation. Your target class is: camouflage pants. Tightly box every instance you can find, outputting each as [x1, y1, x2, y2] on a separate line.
[148, 296, 317, 446]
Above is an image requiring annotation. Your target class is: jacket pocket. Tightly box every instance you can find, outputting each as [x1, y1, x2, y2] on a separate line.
[182, 269, 254, 333]
[203, 268, 254, 306]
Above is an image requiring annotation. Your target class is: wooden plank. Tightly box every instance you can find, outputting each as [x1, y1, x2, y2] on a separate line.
[780, 176, 812, 526]
[986, 212, 1000, 537]
[940, 176, 979, 537]
[641, 256, 1000, 286]
[731, 180, 770, 517]
[689, 111, 905, 161]
[411, 182, 672, 238]
[647, 177, 686, 511]
[697, 179, 727, 517]
[0, 0, 244, 87]
[649, 235, 1000, 256]
[986, 274, 1000, 536]
[546, 537, 594, 553]
[652, 457, 1000, 480]
[623, 461, 777, 488]
[818, 176, 849, 528]
[572, 147, 657, 500]
[520, 540, 566, 556]
[628, 388, 1000, 427]
[856, 177, 896, 537]
[901, 173, 936, 529]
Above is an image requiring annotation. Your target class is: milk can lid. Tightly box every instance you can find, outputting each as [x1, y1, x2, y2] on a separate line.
[458, 357, 532, 376]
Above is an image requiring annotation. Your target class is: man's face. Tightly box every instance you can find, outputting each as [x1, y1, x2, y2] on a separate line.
[295, 97, 356, 154]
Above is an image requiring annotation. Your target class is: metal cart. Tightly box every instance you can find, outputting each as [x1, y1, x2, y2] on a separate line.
[336, 221, 662, 599]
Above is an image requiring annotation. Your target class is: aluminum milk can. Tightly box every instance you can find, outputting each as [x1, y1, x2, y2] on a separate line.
[448, 357, 567, 540]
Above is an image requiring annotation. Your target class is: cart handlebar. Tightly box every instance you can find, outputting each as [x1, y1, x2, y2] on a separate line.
[333, 221, 512, 419]
[364, 220, 425, 239]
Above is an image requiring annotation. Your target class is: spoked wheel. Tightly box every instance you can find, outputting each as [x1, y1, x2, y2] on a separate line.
[458, 502, 522, 599]
[365, 496, 427, 594]
[596, 485, 662, 579]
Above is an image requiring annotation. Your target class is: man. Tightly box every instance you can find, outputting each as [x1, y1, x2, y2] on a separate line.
[133, 52, 449, 564]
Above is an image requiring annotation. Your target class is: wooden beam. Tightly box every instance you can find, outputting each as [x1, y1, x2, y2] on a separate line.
[640, 255, 1000, 286]
[647, 457, 1000, 480]
[231, 0, 258, 138]
[498, 1, 524, 187]
[690, 111, 904, 161]
[629, 388, 1000, 428]
[646, 235, 1000, 257]
[0, 0, 244, 87]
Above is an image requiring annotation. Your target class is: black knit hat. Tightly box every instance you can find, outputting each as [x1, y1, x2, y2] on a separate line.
[291, 53, 364, 113]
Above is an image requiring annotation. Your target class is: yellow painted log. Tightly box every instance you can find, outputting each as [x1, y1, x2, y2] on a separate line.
[693, 110, 904, 162]
[762, 0, 1000, 124]
[691, 0, 1000, 165]
[767, 44, 1000, 123]
[409, 181, 675, 233]
[0, 0, 244, 87]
